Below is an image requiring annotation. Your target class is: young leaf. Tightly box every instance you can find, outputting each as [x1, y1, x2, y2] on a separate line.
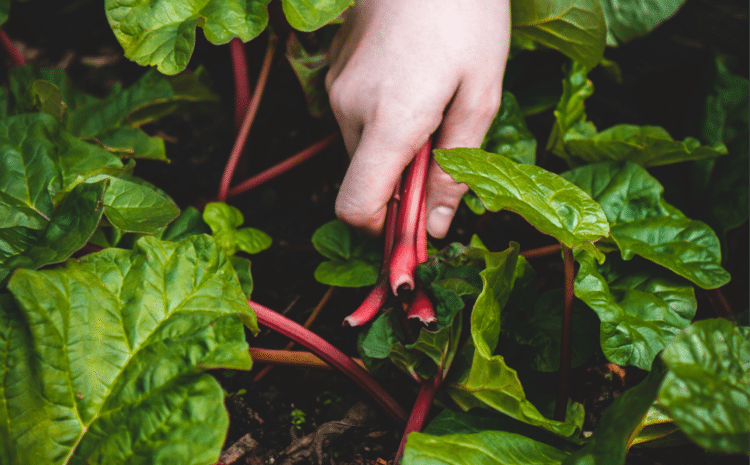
[658, 319, 750, 454]
[285, 32, 331, 118]
[601, 0, 686, 45]
[403, 410, 576, 465]
[203, 202, 271, 257]
[434, 148, 609, 261]
[0, 180, 108, 286]
[511, 0, 606, 69]
[562, 161, 730, 289]
[546, 60, 595, 163]
[482, 91, 537, 165]
[574, 251, 696, 370]
[311, 220, 380, 287]
[0, 235, 256, 464]
[280, 0, 350, 31]
[563, 358, 668, 465]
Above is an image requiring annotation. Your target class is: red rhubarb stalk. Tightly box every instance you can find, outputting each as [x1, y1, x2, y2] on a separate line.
[250, 300, 408, 425]
[554, 245, 575, 422]
[344, 196, 400, 326]
[407, 198, 436, 324]
[0, 29, 25, 66]
[390, 139, 432, 294]
[394, 374, 442, 464]
[230, 38, 249, 132]
[218, 34, 277, 202]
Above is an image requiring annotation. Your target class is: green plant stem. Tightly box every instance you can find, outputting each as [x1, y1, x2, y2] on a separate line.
[248, 347, 367, 370]
[394, 375, 442, 464]
[555, 245, 575, 422]
[249, 300, 408, 425]
[520, 243, 562, 259]
[0, 29, 25, 66]
[218, 34, 277, 202]
[253, 286, 336, 382]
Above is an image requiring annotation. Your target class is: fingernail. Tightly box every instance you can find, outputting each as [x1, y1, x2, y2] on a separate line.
[427, 206, 454, 239]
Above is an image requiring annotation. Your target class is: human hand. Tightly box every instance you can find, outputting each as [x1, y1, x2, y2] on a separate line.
[325, 0, 511, 238]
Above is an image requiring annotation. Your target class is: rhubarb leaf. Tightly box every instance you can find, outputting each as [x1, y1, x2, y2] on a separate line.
[511, 0, 606, 69]
[100, 175, 179, 233]
[547, 60, 595, 164]
[601, 0, 685, 45]
[564, 125, 726, 168]
[286, 32, 331, 118]
[203, 202, 271, 257]
[482, 91, 537, 165]
[281, 0, 349, 32]
[658, 319, 750, 454]
[403, 410, 572, 465]
[446, 243, 581, 438]
[563, 359, 667, 465]
[160, 206, 211, 242]
[0, 180, 107, 286]
[562, 161, 730, 288]
[0, 235, 255, 464]
[312, 219, 380, 287]
[434, 148, 609, 261]
[574, 252, 696, 370]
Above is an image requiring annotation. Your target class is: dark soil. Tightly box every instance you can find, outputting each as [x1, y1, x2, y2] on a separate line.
[3, 1, 747, 464]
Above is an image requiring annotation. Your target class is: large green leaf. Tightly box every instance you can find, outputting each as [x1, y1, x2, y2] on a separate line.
[0, 235, 256, 464]
[446, 243, 581, 438]
[434, 148, 609, 261]
[574, 251, 695, 370]
[511, 0, 606, 69]
[203, 202, 271, 257]
[311, 219, 380, 287]
[563, 359, 667, 465]
[482, 91, 537, 165]
[565, 124, 726, 168]
[658, 319, 750, 454]
[601, 0, 686, 45]
[0, 181, 107, 286]
[403, 410, 572, 465]
[562, 161, 730, 289]
[105, 0, 347, 74]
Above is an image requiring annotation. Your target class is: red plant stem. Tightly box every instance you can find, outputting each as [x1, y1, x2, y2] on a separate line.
[0, 29, 25, 66]
[249, 347, 367, 371]
[706, 288, 733, 317]
[416, 189, 428, 263]
[249, 300, 408, 425]
[218, 34, 277, 202]
[407, 200, 436, 324]
[345, 197, 400, 326]
[520, 243, 562, 259]
[390, 139, 432, 294]
[554, 245, 575, 422]
[230, 38, 249, 132]
[394, 375, 442, 464]
[253, 286, 335, 382]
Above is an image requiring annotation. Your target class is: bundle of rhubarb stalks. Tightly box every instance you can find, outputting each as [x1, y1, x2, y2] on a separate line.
[344, 139, 436, 327]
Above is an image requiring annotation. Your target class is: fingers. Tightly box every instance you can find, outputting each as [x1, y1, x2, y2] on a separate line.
[425, 81, 503, 238]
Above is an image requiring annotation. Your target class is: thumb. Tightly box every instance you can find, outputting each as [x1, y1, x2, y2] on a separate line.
[425, 83, 502, 238]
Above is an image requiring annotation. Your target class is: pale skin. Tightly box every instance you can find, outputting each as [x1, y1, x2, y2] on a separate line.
[326, 0, 512, 238]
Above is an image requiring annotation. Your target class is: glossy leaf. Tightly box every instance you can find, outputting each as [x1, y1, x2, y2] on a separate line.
[574, 251, 695, 370]
[601, 0, 686, 45]
[312, 220, 380, 287]
[482, 91, 537, 165]
[658, 319, 750, 454]
[203, 202, 271, 257]
[563, 359, 667, 465]
[562, 161, 730, 289]
[0, 181, 107, 286]
[160, 206, 211, 242]
[565, 124, 726, 167]
[99, 175, 180, 233]
[280, 0, 349, 31]
[403, 410, 572, 465]
[511, 0, 606, 69]
[434, 148, 609, 261]
[0, 235, 255, 464]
